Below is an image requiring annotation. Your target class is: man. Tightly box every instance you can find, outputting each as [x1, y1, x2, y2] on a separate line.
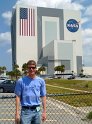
[15, 60, 46, 124]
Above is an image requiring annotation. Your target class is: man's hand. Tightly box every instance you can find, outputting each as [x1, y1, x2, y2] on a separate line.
[15, 114, 20, 124]
[42, 111, 46, 122]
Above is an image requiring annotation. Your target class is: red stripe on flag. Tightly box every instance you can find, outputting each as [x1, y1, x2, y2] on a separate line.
[25, 20, 27, 36]
[33, 9, 35, 36]
[26, 17, 28, 36]
[24, 20, 25, 36]
[29, 9, 30, 36]
[31, 9, 32, 36]
[22, 19, 23, 36]
[20, 8, 35, 36]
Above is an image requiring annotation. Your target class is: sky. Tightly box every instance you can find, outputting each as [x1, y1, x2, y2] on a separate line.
[0, 0, 92, 71]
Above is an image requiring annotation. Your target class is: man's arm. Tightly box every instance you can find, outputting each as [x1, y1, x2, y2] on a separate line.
[15, 95, 20, 123]
[41, 96, 46, 122]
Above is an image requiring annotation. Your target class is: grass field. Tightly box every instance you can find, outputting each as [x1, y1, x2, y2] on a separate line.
[46, 79, 92, 93]
[45, 79, 92, 107]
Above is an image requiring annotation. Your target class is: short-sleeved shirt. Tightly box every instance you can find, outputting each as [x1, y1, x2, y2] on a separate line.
[15, 76, 46, 106]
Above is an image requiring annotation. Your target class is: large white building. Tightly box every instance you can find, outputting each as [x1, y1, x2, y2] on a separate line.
[11, 5, 83, 75]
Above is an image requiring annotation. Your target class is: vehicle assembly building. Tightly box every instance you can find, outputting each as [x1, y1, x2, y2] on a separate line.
[11, 5, 82, 75]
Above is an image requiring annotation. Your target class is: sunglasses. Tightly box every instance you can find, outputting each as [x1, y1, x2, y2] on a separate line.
[28, 67, 36, 69]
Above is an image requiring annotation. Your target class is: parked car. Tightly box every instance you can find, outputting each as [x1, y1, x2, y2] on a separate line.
[0, 77, 9, 83]
[0, 78, 6, 83]
[0, 80, 16, 93]
[67, 75, 75, 80]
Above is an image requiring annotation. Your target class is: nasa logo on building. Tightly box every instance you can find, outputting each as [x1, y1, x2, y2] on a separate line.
[66, 19, 79, 32]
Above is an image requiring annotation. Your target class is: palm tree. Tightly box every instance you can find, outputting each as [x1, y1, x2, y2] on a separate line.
[54, 66, 61, 74]
[36, 70, 40, 75]
[0, 66, 7, 76]
[22, 63, 28, 75]
[60, 65, 65, 78]
[54, 66, 58, 73]
[13, 64, 21, 79]
[13, 64, 19, 70]
[14, 69, 21, 79]
[2, 66, 7, 76]
[72, 71, 74, 75]
[81, 69, 84, 75]
[54, 65, 65, 74]
[2, 66, 6, 71]
[7, 71, 15, 80]
[38, 66, 46, 75]
[0, 67, 3, 75]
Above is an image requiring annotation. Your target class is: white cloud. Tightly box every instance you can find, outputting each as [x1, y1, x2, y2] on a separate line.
[82, 28, 92, 59]
[85, 5, 92, 16]
[15, 0, 84, 10]
[57, 2, 84, 10]
[2, 11, 12, 26]
[82, 28, 92, 39]
[0, 32, 11, 43]
[15, 0, 47, 7]
[83, 37, 92, 46]
[7, 48, 12, 54]
[81, 17, 89, 24]
[82, 28, 92, 66]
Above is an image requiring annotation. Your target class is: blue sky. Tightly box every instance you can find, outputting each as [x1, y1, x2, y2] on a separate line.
[0, 0, 92, 71]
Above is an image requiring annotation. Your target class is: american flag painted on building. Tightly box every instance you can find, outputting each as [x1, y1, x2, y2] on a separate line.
[20, 8, 35, 36]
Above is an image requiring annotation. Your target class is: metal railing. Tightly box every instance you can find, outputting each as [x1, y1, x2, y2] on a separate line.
[0, 93, 92, 124]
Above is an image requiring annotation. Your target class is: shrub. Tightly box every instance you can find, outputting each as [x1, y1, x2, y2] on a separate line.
[86, 111, 92, 119]
[84, 84, 89, 88]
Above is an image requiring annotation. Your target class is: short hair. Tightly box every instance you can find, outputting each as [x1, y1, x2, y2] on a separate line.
[27, 60, 36, 67]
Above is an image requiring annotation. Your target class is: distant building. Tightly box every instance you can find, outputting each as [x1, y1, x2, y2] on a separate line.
[11, 5, 83, 75]
[83, 67, 92, 75]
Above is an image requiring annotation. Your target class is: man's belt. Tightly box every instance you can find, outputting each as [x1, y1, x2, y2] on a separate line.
[22, 105, 40, 110]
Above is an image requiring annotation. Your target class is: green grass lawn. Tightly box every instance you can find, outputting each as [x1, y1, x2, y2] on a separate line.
[46, 79, 92, 107]
[46, 79, 92, 92]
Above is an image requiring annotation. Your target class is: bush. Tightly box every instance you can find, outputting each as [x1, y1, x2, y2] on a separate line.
[87, 111, 92, 119]
[84, 84, 89, 88]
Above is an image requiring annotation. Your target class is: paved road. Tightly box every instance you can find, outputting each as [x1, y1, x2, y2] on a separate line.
[74, 77, 92, 81]
[0, 93, 92, 124]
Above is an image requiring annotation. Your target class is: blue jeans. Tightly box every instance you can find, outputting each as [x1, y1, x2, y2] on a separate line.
[20, 107, 41, 124]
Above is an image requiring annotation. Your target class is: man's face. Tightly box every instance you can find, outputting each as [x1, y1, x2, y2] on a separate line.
[27, 64, 36, 76]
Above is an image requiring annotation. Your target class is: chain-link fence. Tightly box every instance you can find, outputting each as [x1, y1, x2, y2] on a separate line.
[0, 93, 92, 124]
